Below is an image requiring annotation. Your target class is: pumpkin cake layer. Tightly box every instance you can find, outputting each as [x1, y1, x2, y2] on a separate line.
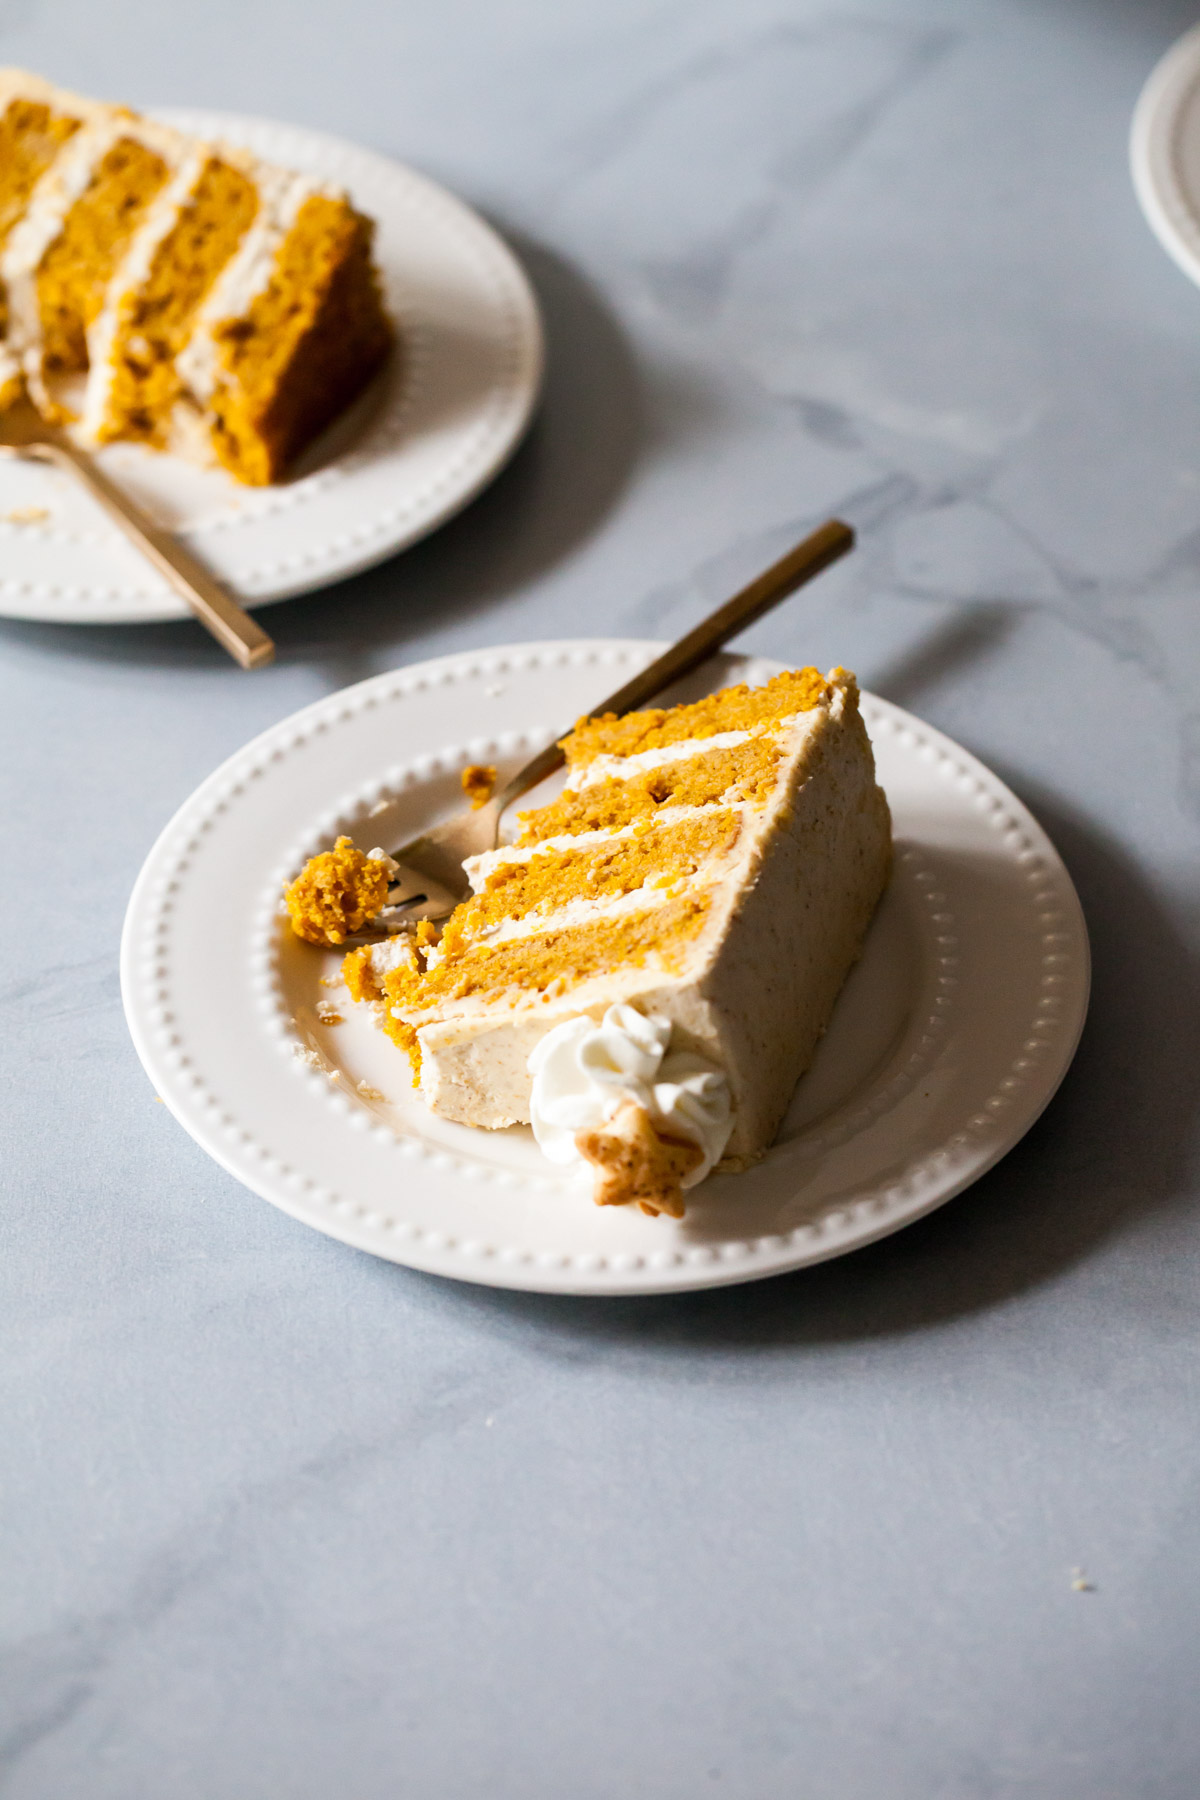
[341, 666, 893, 1165]
[517, 731, 791, 842]
[443, 807, 745, 947]
[91, 152, 260, 446]
[564, 666, 835, 766]
[0, 95, 80, 247]
[0, 89, 81, 397]
[35, 132, 172, 373]
[0, 68, 392, 481]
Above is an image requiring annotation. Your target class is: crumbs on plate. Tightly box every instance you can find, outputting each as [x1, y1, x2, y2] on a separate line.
[461, 763, 497, 808]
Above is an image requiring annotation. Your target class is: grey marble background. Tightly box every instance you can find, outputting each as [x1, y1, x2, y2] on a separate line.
[3, 1, 1200, 1794]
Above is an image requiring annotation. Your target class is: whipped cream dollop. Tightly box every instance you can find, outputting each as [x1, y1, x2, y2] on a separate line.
[528, 1004, 733, 1187]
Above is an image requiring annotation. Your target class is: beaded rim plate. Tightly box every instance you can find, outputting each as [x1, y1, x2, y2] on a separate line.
[0, 111, 543, 624]
[120, 640, 1090, 1296]
[1131, 24, 1200, 290]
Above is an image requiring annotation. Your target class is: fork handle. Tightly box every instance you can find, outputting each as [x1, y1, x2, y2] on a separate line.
[494, 517, 854, 811]
[34, 439, 275, 669]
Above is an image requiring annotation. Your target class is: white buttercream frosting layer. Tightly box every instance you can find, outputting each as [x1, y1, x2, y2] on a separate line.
[568, 727, 755, 792]
[463, 801, 754, 891]
[527, 1004, 733, 1185]
[563, 715, 807, 795]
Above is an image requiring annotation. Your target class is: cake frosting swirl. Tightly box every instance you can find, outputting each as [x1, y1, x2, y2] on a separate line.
[528, 1003, 733, 1201]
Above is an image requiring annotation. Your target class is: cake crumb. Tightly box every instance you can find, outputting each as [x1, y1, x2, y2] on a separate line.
[3, 504, 50, 524]
[1070, 1567, 1096, 1592]
[292, 1043, 324, 1071]
[461, 763, 497, 808]
[284, 837, 391, 946]
[368, 797, 391, 817]
[575, 1097, 700, 1218]
[320, 976, 344, 989]
[356, 1080, 385, 1100]
[316, 1000, 344, 1024]
[154, 1095, 164, 1103]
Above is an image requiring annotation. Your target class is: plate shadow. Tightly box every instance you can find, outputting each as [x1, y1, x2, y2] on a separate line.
[380, 791, 1196, 1347]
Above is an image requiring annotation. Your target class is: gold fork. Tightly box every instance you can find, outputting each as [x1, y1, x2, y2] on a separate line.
[0, 394, 275, 669]
[358, 517, 855, 932]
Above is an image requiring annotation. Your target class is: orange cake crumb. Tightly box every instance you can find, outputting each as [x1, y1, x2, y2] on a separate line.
[342, 943, 382, 1003]
[285, 837, 390, 946]
[377, 1006, 423, 1083]
[461, 763, 497, 808]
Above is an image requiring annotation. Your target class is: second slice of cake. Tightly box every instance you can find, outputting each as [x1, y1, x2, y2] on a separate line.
[0, 68, 393, 483]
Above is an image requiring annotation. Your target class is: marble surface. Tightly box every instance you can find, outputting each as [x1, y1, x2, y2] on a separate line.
[3, 1, 1200, 1793]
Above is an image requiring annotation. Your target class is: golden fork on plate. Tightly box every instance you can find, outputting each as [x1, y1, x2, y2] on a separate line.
[0, 394, 275, 669]
[356, 516, 856, 932]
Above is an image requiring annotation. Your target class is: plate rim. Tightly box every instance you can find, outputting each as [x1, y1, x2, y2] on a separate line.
[1130, 22, 1200, 288]
[0, 109, 544, 623]
[120, 639, 1091, 1296]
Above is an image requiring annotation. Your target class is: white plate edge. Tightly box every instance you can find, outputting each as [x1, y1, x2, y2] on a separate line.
[1130, 23, 1200, 287]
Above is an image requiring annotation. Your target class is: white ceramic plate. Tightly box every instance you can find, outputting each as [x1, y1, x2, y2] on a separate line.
[1131, 24, 1200, 287]
[0, 112, 542, 624]
[121, 641, 1090, 1296]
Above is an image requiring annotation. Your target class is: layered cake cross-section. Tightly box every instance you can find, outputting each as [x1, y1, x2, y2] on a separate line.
[321, 666, 892, 1216]
[0, 68, 392, 482]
